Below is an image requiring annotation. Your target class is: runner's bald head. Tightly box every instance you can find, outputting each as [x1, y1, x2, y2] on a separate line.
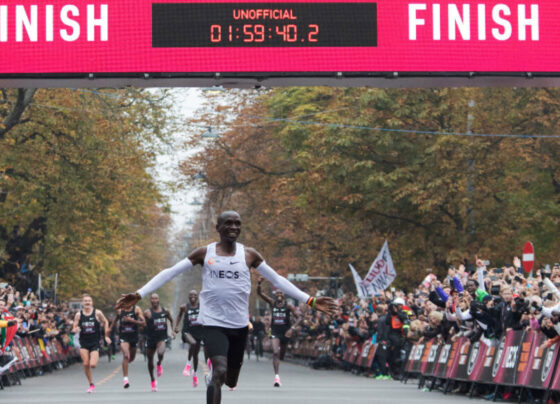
[217, 211, 240, 226]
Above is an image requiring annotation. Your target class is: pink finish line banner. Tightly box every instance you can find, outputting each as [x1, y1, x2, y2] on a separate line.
[0, 0, 559, 73]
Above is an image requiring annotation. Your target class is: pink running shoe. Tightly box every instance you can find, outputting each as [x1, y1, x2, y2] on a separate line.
[123, 377, 130, 389]
[87, 384, 95, 393]
[273, 376, 281, 387]
[183, 363, 192, 376]
[157, 364, 163, 377]
[193, 375, 199, 387]
[151, 380, 158, 392]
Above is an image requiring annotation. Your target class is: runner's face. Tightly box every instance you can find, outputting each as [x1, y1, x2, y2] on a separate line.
[189, 292, 198, 305]
[275, 291, 284, 304]
[151, 295, 160, 307]
[82, 296, 92, 308]
[217, 213, 241, 242]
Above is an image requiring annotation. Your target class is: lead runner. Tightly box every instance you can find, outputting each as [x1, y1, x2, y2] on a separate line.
[116, 210, 337, 404]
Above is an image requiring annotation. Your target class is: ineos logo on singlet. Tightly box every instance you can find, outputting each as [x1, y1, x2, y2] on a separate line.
[210, 269, 240, 279]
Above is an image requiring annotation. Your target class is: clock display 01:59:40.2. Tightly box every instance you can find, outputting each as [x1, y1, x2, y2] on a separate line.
[210, 23, 319, 44]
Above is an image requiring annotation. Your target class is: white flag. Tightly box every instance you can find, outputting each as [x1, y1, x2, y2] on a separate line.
[348, 263, 369, 299]
[362, 241, 397, 294]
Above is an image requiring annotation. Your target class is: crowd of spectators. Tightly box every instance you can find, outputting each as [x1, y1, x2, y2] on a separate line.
[0, 283, 78, 371]
[266, 256, 560, 401]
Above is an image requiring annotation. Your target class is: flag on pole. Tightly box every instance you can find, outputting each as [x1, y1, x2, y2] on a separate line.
[362, 241, 397, 295]
[348, 264, 368, 299]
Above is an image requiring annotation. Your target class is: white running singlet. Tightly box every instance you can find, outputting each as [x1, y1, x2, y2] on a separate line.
[198, 242, 251, 329]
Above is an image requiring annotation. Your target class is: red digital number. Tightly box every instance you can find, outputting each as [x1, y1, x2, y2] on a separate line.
[210, 25, 221, 42]
[254, 25, 265, 42]
[228, 25, 232, 42]
[243, 25, 254, 42]
[275, 25, 286, 41]
[286, 24, 297, 42]
[308, 24, 318, 42]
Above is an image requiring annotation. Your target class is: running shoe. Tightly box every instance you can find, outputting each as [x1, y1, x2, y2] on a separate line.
[111, 354, 116, 360]
[87, 384, 95, 393]
[273, 375, 281, 387]
[193, 375, 198, 387]
[123, 377, 130, 389]
[157, 364, 163, 377]
[183, 363, 192, 376]
[151, 380, 158, 392]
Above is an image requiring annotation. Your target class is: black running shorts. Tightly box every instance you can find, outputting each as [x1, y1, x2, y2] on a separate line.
[119, 337, 138, 349]
[183, 325, 204, 342]
[146, 337, 166, 350]
[203, 326, 248, 370]
[79, 341, 100, 352]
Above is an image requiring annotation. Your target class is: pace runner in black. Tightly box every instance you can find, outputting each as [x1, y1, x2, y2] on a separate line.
[117, 210, 338, 404]
[111, 304, 145, 389]
[257, 277, 301, 387]
[71, 294, 111, 393]
[144, 293, 175, 392]
[175, 289, 205, 387]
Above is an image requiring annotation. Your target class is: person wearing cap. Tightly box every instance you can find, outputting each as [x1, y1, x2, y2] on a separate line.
[385, 297, 409, 379]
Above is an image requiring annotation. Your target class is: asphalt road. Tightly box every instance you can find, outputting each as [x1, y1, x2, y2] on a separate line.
[1, 343, 482, 403]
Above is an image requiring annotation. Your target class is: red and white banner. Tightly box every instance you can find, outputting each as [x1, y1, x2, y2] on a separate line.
[1, 1, 560, 74]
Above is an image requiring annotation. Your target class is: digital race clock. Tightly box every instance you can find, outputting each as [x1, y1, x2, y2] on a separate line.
[152, 3, 378, 47]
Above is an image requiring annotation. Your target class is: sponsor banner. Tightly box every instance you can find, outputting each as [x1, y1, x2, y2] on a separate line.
[422, 341, 441, 377]
[493, 330, 525, 385]
[515, 330, 537, 386]
[360, 342, 377, 367]
[366, 343, 377, 368]
[342, 343, 353, 362]
[521, 331, 559, 389]
[419, 340, 434, 374]
[445, 337, 465, 379]
[548, 344, 560, 390]
[410, 343, 427, 373]
[452, 338, 473, 381]
[469, 338, 498, 382]
[350, 343, 362, 365]
[406, 344, 418, 372]
[434, 343, 452, 378]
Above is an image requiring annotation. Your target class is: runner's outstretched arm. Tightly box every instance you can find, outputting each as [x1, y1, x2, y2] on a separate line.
[116, 248, 206, 309]
[247, 247, 338, 316]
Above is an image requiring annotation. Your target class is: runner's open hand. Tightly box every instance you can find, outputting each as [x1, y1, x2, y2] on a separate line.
[313, 296, 338, 317]
[116, 293, 140, 310]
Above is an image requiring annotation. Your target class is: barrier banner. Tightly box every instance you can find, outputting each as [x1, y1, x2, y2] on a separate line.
[360, 342, 377, 368]
[405, 344, 418, 372]
[342, 343, 353, 362]
[419, 340, 434, 374]
[547, 343, 560, 390]
[422, 341, 441, 377]
[434, 343, 452, 378]
[449, 338, 472, 381]
[410, 343, 427, 373]
[493, 330, 524, 385]
[468, 339, 498, 382]
[520, 331, 559, 390]
[23, 337, 40, 368]
[350, 343, 362, 365]
[445, 337, 465, 379]
[515, 331, 538, 386]
[366, 343, 377, 368]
